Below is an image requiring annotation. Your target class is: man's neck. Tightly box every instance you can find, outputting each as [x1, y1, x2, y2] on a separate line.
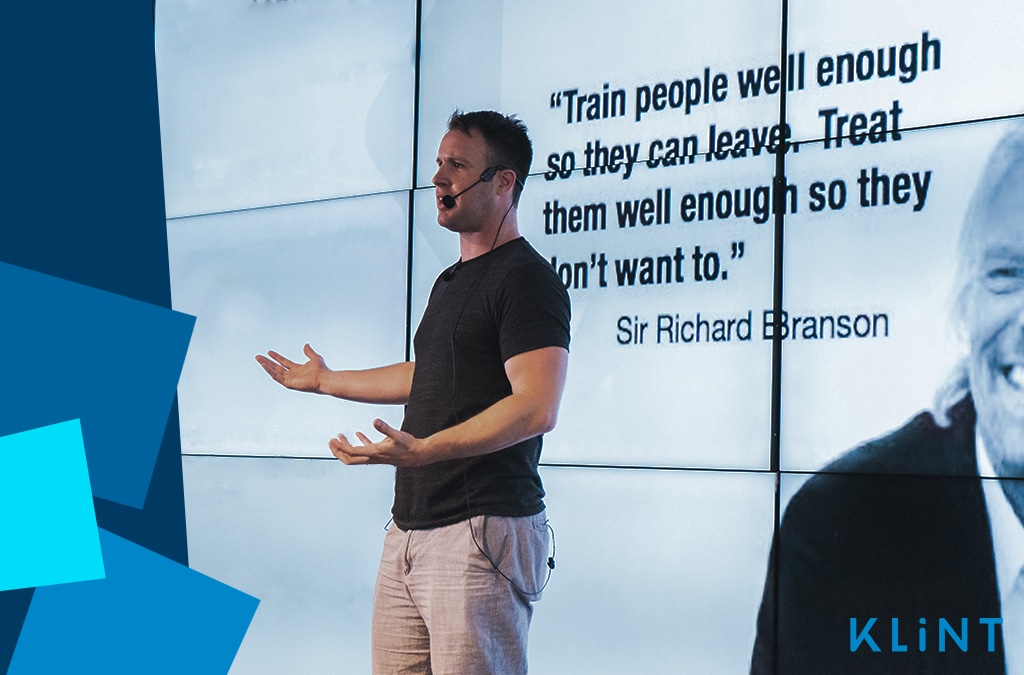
[459, 212, 520, 261]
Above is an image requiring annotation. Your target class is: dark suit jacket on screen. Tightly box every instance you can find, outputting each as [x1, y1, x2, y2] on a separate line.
[751, 396, 1008, 674]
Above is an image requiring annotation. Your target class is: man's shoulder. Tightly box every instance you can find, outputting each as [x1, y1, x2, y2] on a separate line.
[783, 396, 979, 535]
[824, 395, 977, 476]
[491, 239, 566, 295]
[493, 237, 553, 271]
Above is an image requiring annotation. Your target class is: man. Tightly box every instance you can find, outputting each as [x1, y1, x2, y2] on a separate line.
[751, 121, 1024, 674]
[256, 110, 570, 674]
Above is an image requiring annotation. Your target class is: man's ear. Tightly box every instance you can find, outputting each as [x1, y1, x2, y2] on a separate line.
[497, 168, 518, 197]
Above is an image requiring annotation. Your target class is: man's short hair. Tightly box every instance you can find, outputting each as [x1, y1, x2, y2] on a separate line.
[447, 110, 532, 205]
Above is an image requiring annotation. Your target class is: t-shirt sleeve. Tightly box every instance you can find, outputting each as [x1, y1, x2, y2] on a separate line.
[497, 261, 571, 362]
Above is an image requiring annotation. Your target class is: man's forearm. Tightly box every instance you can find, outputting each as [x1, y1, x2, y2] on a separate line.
[328, 347, 567, 468]
[415, 346, 568, 464]
[319, 361, 415, 405]
[417, 390, 558, 463]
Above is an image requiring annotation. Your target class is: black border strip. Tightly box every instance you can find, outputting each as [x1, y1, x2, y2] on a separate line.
[405, 0, 425, 362]
[768, 0, 791, 671]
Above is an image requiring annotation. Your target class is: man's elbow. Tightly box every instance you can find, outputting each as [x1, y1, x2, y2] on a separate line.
[532, 404, 560, 436]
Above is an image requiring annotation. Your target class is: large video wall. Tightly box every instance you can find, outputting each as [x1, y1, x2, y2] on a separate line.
[157, 0, 1024, 672]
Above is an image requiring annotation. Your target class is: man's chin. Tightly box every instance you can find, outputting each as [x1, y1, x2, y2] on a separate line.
[436, 215, 475, 235]
[435, 213, 454, 231]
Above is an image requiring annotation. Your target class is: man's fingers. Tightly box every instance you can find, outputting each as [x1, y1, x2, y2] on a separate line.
[329, 434, 352, 456]
[329, 434, 368, 465]
[330, 424, 415, 467]
[374, 419, 412, 447]
[255, 355, 285, 379]
[266, 350, 298, 368]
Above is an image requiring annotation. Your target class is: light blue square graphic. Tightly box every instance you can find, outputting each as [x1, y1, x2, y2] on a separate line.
[9, 529, 259, 675]
[0, 420, 104, 592]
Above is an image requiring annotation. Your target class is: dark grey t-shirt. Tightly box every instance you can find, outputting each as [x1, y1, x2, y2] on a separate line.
[393, 237, 571, 530]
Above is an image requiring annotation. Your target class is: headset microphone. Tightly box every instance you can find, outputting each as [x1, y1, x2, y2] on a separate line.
[440, 166, 501, 209]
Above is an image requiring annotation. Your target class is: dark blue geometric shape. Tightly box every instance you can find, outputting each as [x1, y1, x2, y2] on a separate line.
[8, 529, 259, 675]
[1, 1, 190, 670]
[0, 589, 33, 675]
[0, 262, 194, 510]
[0, 0, 172, 309]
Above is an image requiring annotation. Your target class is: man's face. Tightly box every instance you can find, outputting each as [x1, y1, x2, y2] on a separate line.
[965, 165, 1024, 479]
[431, 129, 494, 233]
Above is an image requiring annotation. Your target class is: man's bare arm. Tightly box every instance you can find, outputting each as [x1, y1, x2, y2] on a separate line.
[329, 346, 568, 466]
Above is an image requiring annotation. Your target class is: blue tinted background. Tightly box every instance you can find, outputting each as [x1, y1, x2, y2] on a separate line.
[5, 0, 1022, 672]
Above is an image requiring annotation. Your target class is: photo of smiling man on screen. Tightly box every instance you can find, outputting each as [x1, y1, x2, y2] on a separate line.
[752, 120, 1024, 674]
